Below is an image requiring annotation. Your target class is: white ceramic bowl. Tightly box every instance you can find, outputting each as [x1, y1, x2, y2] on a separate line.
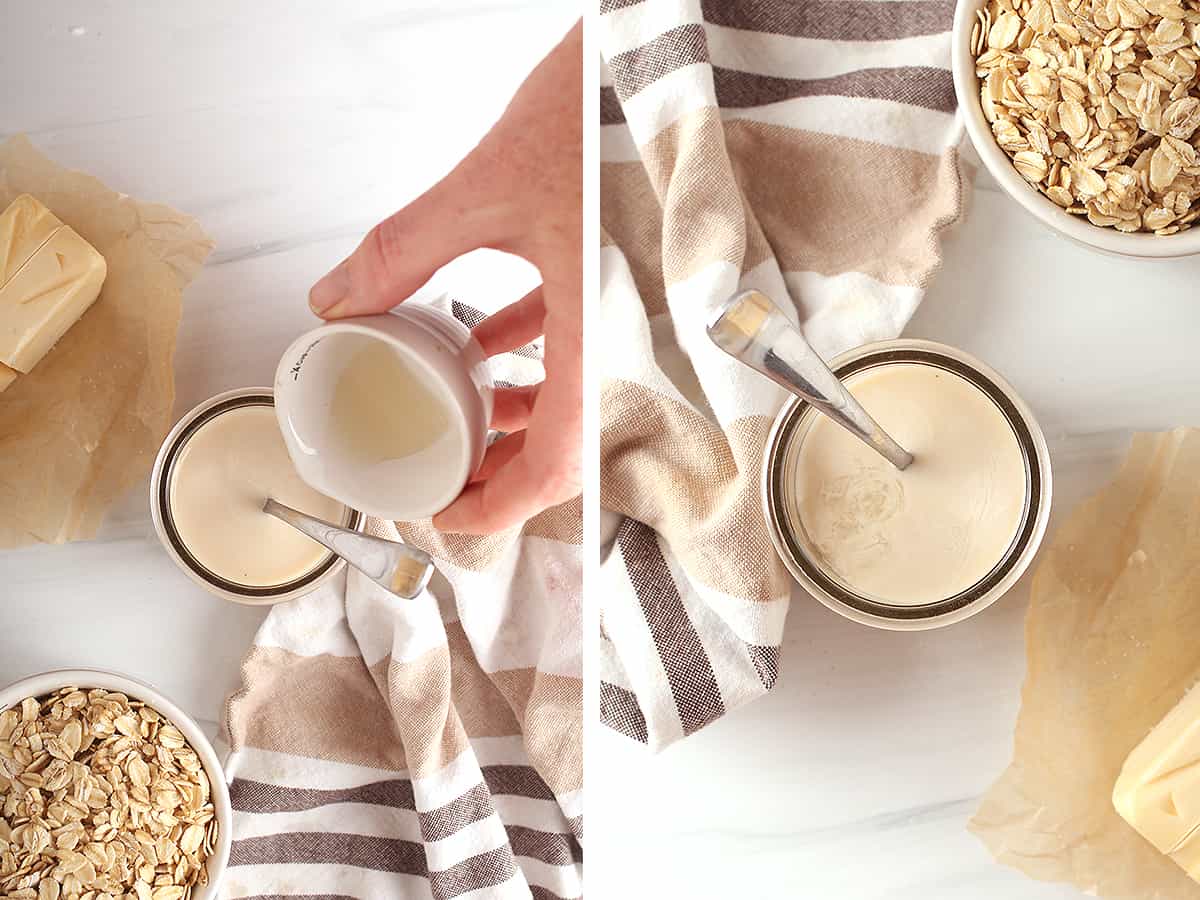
[0, 668, 232, 900]
[274, 306, 494, 521]
[951, 0, 1200, 258]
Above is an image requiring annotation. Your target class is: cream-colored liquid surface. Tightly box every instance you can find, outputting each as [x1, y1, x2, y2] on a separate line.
[170, 404, 347, 587]
[330, 341, 450, 465]
[795, 363, 1027, 606]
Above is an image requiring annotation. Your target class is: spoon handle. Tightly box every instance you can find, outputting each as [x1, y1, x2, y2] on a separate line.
[707, 289, 914, 471]
[263, 499, 435, 599]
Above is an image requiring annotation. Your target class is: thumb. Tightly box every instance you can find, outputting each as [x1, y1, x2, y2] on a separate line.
[310, 164, 515, 318]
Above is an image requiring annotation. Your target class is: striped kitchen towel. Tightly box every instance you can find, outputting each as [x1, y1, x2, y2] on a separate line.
[599, 0, 966, 750]
[220, 297, 582, 900]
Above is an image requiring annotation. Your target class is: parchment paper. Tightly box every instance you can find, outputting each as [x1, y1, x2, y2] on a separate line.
[0, 135, 213, 546]
[972, 429, 1200, 899]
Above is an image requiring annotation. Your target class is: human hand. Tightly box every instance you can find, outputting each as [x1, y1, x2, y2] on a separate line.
[309, 20, 582, 535]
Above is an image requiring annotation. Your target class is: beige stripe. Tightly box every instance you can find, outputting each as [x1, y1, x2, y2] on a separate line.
[491, 669, 583, 796]
[639, 107, 749, 286]
[443, 620, 524, 739]
[639, 106, 773, 283]
[379, 644, 469, 779]
[605, 109, 960, 291]
[600, 109, 776, 316]
[395, 523, 515, 572]
[601, 378, 790, 602]
[723, 119, 961, 287]
[523, 495, 583, 545]
[396, 495, 580, 573]
[600, 161, 668, 317]
[227, 647, 408, 770]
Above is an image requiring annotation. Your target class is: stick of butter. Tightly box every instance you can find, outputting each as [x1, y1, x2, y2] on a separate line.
[1114, 681, 1200, 879]
[0, 194, 106, 382]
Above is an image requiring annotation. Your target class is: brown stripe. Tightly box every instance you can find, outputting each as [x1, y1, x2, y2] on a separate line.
[450, 299, 487, 328]
[226, 648, 407, 771]
[599, 681, 648, 743]
[482, 764, 557, 801]
[701, 0, 955, 40]
[600, 0, 646, 11]
[601, 383, 789, 602]
[713, 65, 957, 114]
[229, 832, 426, 874]
[229, 766, 555, 817]
[452, 298, 541, 361]
[428, 846, 517, 900]
[568, 814, 583, 844]
[419, 782, 494, 842]
[600, 86, 626, 125]
[617, 518, 726, 735]
[747, 644, 780, 690]
[506, 824, 583, 866]
[531, 889, 578, 900]
[609, 23, 709, 100]
[229, 777, 415, 813]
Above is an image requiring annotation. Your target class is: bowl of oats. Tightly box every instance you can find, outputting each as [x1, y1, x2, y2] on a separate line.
[953, 0, 1200, 256]
[0, 669, 231, 900]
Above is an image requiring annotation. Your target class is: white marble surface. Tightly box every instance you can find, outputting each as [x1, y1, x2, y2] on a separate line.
[590, 169, 1200, 896]
[0, 2, 573, 740]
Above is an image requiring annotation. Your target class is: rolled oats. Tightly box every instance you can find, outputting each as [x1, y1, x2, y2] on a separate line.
[0, 688, 217, 900]
[974, 0, 1200, 233]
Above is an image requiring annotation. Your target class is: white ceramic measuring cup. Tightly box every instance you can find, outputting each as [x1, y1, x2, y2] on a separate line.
[274, 305, 493, 521]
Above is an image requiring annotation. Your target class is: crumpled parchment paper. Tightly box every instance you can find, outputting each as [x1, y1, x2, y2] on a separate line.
[0, 135, 213, 546]
[972, 428, 1200, 899]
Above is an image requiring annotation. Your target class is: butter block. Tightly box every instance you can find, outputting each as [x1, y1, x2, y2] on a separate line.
[1114, 680, 1200, 877]
[0, 224, 106, 372]
[1172, 829, 1200, 880]
[0, 194, 61, 284]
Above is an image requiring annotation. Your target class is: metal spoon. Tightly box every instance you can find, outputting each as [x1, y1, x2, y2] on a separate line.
[263, 498, 435, 598]
[706, 288, 913, 471]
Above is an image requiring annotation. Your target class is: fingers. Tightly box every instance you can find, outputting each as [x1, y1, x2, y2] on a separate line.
[436, 366, 580, 535]
[434, 451, 570, 535]
[469, 431, 526, 484]
[472, 287, 546, 357]
[491, 385, 540, 433]
[310, 166, 515, 319]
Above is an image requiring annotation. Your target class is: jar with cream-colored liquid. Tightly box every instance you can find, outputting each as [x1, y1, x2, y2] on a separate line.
[763, 339, 1052, 630]
[150, 388, 364, 604]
